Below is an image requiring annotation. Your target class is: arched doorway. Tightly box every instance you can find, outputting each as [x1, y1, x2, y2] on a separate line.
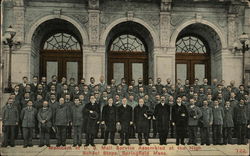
[40, 33, 82, 82]
[31, 19, 83, 82]
[175, 23, 222, 84]
[106, 22, 154, 85]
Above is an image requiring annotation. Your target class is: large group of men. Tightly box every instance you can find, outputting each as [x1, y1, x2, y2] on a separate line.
[1, 75, 250, 148]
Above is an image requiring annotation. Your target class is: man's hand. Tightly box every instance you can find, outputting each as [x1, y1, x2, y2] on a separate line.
[209, 122, 212, 126]
[130, 121, 133, 125]
[153, 116, 156, 120]
[144, 113, 148, 118]
[97, 121, 100, 124]
[172, 122, 175, 126]
[101, 121, 105, 124]
[90, 110, 93, 113]
[117, 122, 120, 125]
[147, 117, 151, 120]
[247, 124, 250, 128]
[41, 120, 46, 124]
[193, 116, 197, 119]
[16, 122, 18, 125]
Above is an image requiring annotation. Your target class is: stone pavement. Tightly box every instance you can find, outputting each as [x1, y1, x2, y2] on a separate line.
[0, 143, 249, 156]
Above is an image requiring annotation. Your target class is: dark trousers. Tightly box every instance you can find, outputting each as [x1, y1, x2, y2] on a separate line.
[212, 125, 222, 145]
[23, 127, 34, 146]
[86, 133, 94, 145]
[40, 126, 50, 146]
[159, 130, 168, 144]
[138, 132, 149, 143]
[67, 125, 72, 139]
[152, 120, 157, 137]
[104, 131, 115, 144]
[223, 127, 232, 144]
[73, 126, 82, 145]
[3, 125, 16, 146]
[201, 127, 210, 145]
[188, 126, 198, 144]
[169, 121, 175, 138]
[129, 125, 136, 138]
[236, 124, 246, 144]
[120, 132, 129, 144]
[176, 126, 186, 145]
[56, 126, 67, 146]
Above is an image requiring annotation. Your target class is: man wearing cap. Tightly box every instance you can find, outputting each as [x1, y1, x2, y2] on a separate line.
[134, 98, 151, 145]
[2, 98, 19, 147]
[84, 95, 100, 147]
[117, 98, 133, 145]
[37, 101, 52, 147]
[20, 100, 37, 148]
[71, 98, 84, 147]
[54, 98, 70, 147]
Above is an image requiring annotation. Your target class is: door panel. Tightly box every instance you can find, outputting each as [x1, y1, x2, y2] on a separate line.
[176, 63, 188, 83]
[66, 61, 78, 82]
[113, 62, 125, 85]
[194, 64, 205, 85]
[46, 61, 58, 81]
[131, 63, 143, 85]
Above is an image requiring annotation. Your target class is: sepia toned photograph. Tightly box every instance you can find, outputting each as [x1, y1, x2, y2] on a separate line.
[0, 0, 249, 155]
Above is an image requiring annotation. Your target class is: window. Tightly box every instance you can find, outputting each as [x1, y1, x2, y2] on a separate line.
[43, 33, 80, 50]
[176, 36, 207, 54]
[110, 34, 146, 52]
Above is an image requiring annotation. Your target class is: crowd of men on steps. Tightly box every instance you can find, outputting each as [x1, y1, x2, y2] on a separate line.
[1, 75, 250, 148]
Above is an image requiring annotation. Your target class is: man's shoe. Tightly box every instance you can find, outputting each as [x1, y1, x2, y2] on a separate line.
[111, 142, 117, 145]
[78, 144, 82, 146]
[10, 145, 15, 147]
[125, 142, 130, 146]
[103, 142, 107, 145]
[84, 144, 89, 147]
[1, 144, 7, 148]
[38, 144, 44, 147]
[139, 142, 143, 146]
[28, 144, 33, 147]
[90, 143, 95, 147]
[46, 144, 50, 147]
[56, 144, 60, 147]
[73, 144, 77, 147]
[23, 145, 28, 148]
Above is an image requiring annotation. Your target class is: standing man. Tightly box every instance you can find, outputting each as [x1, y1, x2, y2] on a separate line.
[54, 98, 70, 147]
[71, 98, 84, 147]
[2, 98, 19, 147]
[102, 98, 117, 145]
[20, 100, 37, 148]
[212, 100, 224, 145]
[223, 101, 234, 145]
[200, 100, 213, 145]
[172, 97, 188, 145]
[117, 98, 133, 145]
[187, 99, 202, 145]
[37, 101, 52, 147]
[84, 95, 100, 147]
[234, 99, 247, 145]
[154, 96, 170, 145]
[134, 98, 151, 145]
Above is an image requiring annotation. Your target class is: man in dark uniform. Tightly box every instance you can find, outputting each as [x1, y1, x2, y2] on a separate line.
[154, 96, 170, 145]
[54, 98, 70, 147]
[2, 98, 19, 147]
[117, 98, 133, 145]
[71, 98, 84, 147]
[134, 98, 151, 145]
[20, 100, 37, 148]
[172, 97, 188, 145]
[84, 95, 100, 147]
[234, 99, 247, 145]
[37, 101, 52, 147]
[102, 98, 117, 145]
[223, 101, 234, 145]
[212, 100, 224, 145]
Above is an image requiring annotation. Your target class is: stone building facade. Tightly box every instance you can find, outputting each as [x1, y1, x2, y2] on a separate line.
[0, 0, 250, 97]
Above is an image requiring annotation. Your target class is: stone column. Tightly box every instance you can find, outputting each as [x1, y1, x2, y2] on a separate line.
[153, 0, 174, 84]
[83, 0, 105, 82]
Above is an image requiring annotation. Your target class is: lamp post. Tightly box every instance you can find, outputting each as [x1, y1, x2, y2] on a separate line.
[234, 32, 249, 85]
[3, 25, 17, 93]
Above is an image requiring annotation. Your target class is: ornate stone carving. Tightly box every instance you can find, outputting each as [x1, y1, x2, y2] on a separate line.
[127, 11, 134, 21]
[170, 16, 185, 26]
[161, 0, 172, 12]
[13, 6, 25, 43]
[88, 0, 99, 10]
[160, 12, 170, 47]
[88, 10, 100, 46]
[227, 14, 238, 48]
